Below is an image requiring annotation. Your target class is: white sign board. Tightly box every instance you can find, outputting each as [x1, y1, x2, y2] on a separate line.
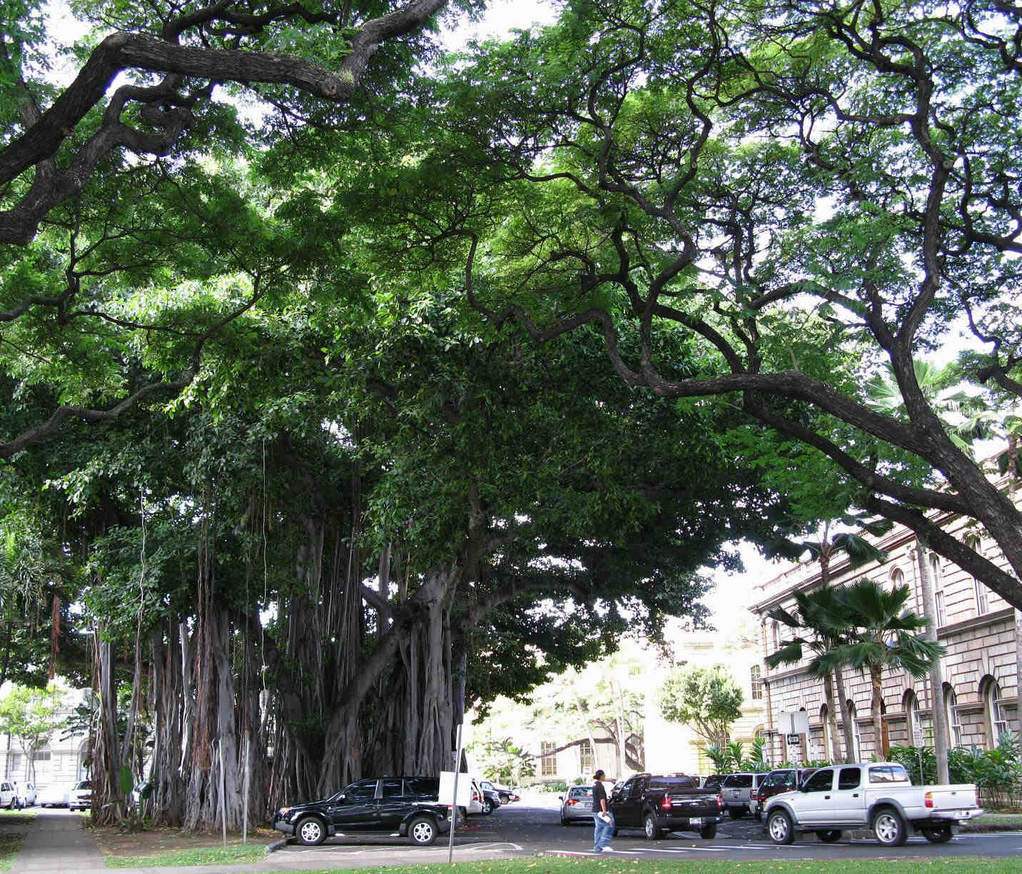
[777, 709, 810, 735]
[438, 771, 473, 807]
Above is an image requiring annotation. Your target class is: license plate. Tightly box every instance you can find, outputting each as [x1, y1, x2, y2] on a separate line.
[690, 818, 703, 825]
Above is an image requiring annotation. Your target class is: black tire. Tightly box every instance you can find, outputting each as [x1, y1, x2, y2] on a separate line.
[7, 798, 15, 811]
[767, 809, 795, 845]
[815, 829, 842, 843]
[612, 827, 619, 837]
[295, 816, 327, 846]
[643, 812, 663, 840]
[699, 823, 718, 839]
[408, 815, 438, 846]
[481, 799, 494, 815]
[921, 825, 953, 844]
[872, 807, 908, 847]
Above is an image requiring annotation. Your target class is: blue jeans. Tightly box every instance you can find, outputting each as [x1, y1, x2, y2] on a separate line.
[592, 811, 614, 851]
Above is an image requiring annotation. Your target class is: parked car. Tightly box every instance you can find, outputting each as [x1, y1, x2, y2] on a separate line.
[559, 784, 594, 825]
[610, 772, 724, 839]
[479, 785, 501, 815]
[701, 774, 724, 793]
[68, 780, 92, 811]
[479, 779, 513, 806]
[489, 782, 518, 803]
[0, 782, 16, 810]
[12, 782, 37, 808]
[764, 762, 984, 846]
[749, 768, 817, 820]
[272, 776, 450, 846]
[720, 772, 768, 818]
[38, 784, 69, 808]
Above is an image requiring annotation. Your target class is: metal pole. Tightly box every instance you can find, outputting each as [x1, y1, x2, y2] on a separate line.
[447, 724, 464, 865]
[219, 740, 227, 848]
[242, 733, 250, 844]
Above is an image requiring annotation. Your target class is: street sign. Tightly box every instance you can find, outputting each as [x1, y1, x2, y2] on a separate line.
[786, 733, 801, 745]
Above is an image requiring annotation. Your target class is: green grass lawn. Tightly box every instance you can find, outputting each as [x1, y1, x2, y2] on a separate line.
[105, 842, 269, 868]
[273, 860, 1022, 874]
[0, 833, 25, 872]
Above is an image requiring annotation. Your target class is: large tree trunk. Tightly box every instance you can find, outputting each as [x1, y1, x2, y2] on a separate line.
[91, 631, 123, 825]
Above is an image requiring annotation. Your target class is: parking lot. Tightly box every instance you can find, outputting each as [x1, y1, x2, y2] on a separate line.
[266, 790, 1022, 864]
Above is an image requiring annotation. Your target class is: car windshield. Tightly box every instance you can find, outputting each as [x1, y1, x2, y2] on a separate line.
[75, 781, 91, 790]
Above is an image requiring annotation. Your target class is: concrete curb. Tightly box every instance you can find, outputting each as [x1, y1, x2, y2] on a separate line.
[265, 837, 290, 854]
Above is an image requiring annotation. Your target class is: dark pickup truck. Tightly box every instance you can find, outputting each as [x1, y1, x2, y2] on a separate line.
[610, 773, 724, 839]
[272, 776, 449, 846]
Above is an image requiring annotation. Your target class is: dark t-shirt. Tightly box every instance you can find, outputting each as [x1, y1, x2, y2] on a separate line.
[592, 780, 608, 812]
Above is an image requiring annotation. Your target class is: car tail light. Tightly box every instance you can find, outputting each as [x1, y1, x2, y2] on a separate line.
[473, 789, 480, 802]
[660, 795, 672, 811]
[566, 799, 578, 806]
[717, 794, 724, 810]
[924, 791, 933, 809]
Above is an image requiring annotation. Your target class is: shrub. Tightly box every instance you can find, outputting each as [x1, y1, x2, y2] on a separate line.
[889, 735, 1022, 808]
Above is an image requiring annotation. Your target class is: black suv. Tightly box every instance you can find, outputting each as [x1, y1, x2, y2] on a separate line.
[272, 776, 449, 846]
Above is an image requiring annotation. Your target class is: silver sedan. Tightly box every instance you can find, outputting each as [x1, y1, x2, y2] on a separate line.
[559, 785, 594, 825]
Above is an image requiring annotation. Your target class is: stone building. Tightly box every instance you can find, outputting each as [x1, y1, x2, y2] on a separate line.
[751, 506, 1019, 766]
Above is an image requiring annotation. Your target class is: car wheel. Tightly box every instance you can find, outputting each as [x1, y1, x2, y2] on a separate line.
[409, 815, 438, 846]
[643, 812, 663, 840]
[815, 830, 842, 843]
[482, 799, 493, 815]
[921, 825, 953, 844]
[767, 809, 795, 845]
[296, 816, 327, 846]
[611, 827, 618, 837]
[872, 807, 908, 847]
[699, 823, 718, 839]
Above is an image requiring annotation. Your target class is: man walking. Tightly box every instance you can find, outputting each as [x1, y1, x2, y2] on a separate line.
[591, 769, 614, 853]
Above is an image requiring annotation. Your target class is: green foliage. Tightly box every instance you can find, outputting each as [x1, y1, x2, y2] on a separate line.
[659, 665, 744, 749]
[471, 737, 534, 787]
[890, 736, 1022, 809]
[0, 684, 66, 779]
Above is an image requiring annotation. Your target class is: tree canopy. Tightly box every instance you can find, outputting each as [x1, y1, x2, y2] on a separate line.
[1, 0, 1021, 830]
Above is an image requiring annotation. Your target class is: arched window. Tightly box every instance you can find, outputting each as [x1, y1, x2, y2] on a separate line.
[982, 678, 1009, 747]
[847, 700, 862, 761]
[904, 690, 922, 746]
[820, 702, 832, 757]
[750, 664, 763, 700]
[890, 567, 905, 593]
[944, 685, 963, 747]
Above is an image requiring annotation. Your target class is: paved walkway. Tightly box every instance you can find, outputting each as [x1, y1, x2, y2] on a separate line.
[8, 809, 523, 873]
[10, 809, 107, 874]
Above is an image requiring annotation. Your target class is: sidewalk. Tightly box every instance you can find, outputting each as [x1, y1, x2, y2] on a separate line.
[10, 808, 107, 874]
[9, 809, 524, 874]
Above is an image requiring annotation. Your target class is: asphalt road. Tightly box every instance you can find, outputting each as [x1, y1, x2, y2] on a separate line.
[267, 791, 1022, 864]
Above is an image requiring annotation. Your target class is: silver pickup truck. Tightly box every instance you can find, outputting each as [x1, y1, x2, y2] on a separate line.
[764, 762, 983, 846]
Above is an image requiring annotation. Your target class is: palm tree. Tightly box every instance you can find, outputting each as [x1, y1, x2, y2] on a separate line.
[767, 520, 889, 762]
[767, 585, 853, 761]
[824, 579, 944, 759]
